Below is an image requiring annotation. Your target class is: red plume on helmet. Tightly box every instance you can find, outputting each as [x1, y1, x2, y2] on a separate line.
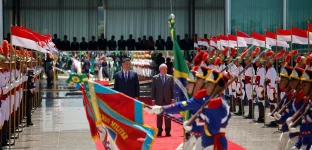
[251, 47, 261, 57]
[230, 48, 237, 57]
[193, 51, 209, 66]
[289, 50, 298, 56]
[296, 56, 302, 64]
[220, 47, 229, 56]
[285, 54, 292, 63]
[306, 54, 312, 66]
[23, 50, 27, 56]
[2, 40, 9, 57]
[214, 57, 221, 66]
[262, 50, 274, 59]
[15, 50, 20, 55]
[0, 46, 3, 54]
[210, 49, 215, 57]
[273, 49, 286, 60]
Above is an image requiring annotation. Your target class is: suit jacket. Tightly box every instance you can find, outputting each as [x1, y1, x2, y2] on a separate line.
[151, 74, 174, 105]
[114, 70, 139, 98]
[83, 60, 90, 73]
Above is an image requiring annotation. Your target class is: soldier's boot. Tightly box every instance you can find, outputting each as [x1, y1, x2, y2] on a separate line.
[265, 105, 278, 127]
[229, 95, 235, 112]
[256, 101, 265, 123]
[244, 100, 253, 119]
[234, 97, 242, 116]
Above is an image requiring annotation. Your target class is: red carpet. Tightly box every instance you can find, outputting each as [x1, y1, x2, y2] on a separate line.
[143, 112, 245, 150]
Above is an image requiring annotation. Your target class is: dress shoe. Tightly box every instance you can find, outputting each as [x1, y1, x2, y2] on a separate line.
[27, 121, 34, 127]
[157, 132, 162, 137]
[165, 133, 171, 137]
[244, 115, 252, 119]
[256, 118, 264, 123]
[265, 121, 277, 127]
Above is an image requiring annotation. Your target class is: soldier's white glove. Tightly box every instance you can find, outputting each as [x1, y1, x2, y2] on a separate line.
[274, 112, 281, 120]
[151, 105, 163, 115]
[144, 107, 153, 114]
[144, 106, 163, 115]
[9, 84, 13, 91]
[290, 146, 299, 150]
[267, 113, 275, 121]
[183, 121, 192, 132]
[286, 117, 293, 126]
[289, 126, 300, 133]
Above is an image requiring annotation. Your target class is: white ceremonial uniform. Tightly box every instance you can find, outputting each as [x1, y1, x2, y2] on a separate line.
[265, 66, 277, 106]
[255, 66, 266, 104]
[229, 65, 237, 98]
[236, 66, 245, 99]
[244, 66, 255, 101]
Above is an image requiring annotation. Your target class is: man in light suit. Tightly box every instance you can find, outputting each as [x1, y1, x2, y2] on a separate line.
[151, 63, 174, 137]
[114, 58, 140, 99]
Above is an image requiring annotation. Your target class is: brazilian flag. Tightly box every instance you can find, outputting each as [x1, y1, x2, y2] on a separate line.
[168, 14, 190, 139]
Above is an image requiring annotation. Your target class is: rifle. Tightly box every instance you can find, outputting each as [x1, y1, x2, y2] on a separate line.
[289, 99, 310, 127]
[186, 48, 270, 126]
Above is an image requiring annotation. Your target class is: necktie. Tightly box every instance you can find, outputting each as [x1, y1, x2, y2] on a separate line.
[125, 72, 128, 81]
[162, 75, 165, 85]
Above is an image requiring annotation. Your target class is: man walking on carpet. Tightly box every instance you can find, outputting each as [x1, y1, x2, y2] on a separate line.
[151, 63, 174, 137]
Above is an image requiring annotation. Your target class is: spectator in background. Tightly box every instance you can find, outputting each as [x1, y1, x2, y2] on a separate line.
[71, 37, 79, 50]
[142, 35, 148, 50]
[165, 36, 173, 50]
[155, 53, 165, 74]
[156, 35, 165, 50]
[108, 35, 117, 50]
[101, 56, 109, 79]
[52, 34, 61, 49]
[147, 36, 155, 50]
[114, 58, 139, 99]
[136, 37, 143, 50]
[80, 37, 88, 50]
[98, 33, 107, 50]
[204, 34, 208, 40]
[166, 57, 173, 75]
[127, 34, 136, 50]
[176, 35, 183, 50]
[94, 57, 100, 80]
[61, 35, 70, 50]
[118, 35, 126, 50]
[89, 36, 98, 50]
[83, 56, 91, 78]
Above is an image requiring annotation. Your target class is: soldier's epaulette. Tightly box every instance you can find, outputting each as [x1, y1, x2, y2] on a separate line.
[207, 97, 222, 109]
[193, 89, 207, 99]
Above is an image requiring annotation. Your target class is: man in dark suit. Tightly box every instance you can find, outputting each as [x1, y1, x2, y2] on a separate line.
[108, 35, 117, 50]
[61, 35, 70, 50]
[151, 64, 174, 136]
[118, 35, 127, 50]
[83, 56, 91, 78]
[89, 36, 98, 50]
[52, 34, 61, 49]
[126, 34, 136, 50]
[156, 35, 165, 50]
[114, 58, 139, 99]
[80, 37, 88, 50]
[71, 37, 79, 50]
[98, 33, 107, 50]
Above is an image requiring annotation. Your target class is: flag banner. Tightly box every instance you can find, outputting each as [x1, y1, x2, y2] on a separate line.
[292, 27, 308, 45]
[67, 74, 157, 150]
[237, 30, 253, 44]
[265, 31, 289, 48]
[11, 26, 48, 53]
[217, 35, 229, 48]
[210, 36, 218, 48]
[276, 29, 291, 41]
[309, 24, 312, 44]
[168, 15, 190, 102]
[194, 39, 198, 48]
[252, 31, 271, 48]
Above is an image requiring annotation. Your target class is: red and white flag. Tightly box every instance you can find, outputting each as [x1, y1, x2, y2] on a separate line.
[276, 29, 291, 41]
[11, 26, 48, 53]
[292, 27, 308, 45]
[43, 34, 56, 49]
[236, 30, 253, 45]
[197, 37, 209, 48]
[228, 34, 247, 47]
[265, 31, 289, 48]
[210, 36, 217, 48]
[308, 24, 312, 44]
[217, 35, 228, 48]
[252, 31, 269, 48]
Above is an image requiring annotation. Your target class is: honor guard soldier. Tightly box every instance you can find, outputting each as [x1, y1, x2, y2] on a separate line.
[234, 53, 244, 116]
[293, 69, 312, 150]
[242, 48, 258, 119]
[183, 70, 231, 150]
[255, 50, 266, 122]
[263, 50, 278, 127]
[26, 70, 35, 127]
[226, 48, 237, 113]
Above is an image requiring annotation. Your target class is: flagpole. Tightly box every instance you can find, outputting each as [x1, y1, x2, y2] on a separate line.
[8, 11, 13, 150]
[275, 24, 281, 131]
[308, 20, 310, 54]
[263, 25, 267, 127]
[290, 16, 293, 67]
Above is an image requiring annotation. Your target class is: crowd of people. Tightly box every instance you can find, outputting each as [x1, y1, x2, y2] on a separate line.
[45, 33, 194, 51]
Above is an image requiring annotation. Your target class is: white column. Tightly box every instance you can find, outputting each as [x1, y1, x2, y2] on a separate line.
[225, 0, 230, 35]
[0, 0, 3, 41]
[283, 0, 286, 29]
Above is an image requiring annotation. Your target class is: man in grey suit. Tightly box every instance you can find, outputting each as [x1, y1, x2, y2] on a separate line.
[151, 63, 174, 137]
